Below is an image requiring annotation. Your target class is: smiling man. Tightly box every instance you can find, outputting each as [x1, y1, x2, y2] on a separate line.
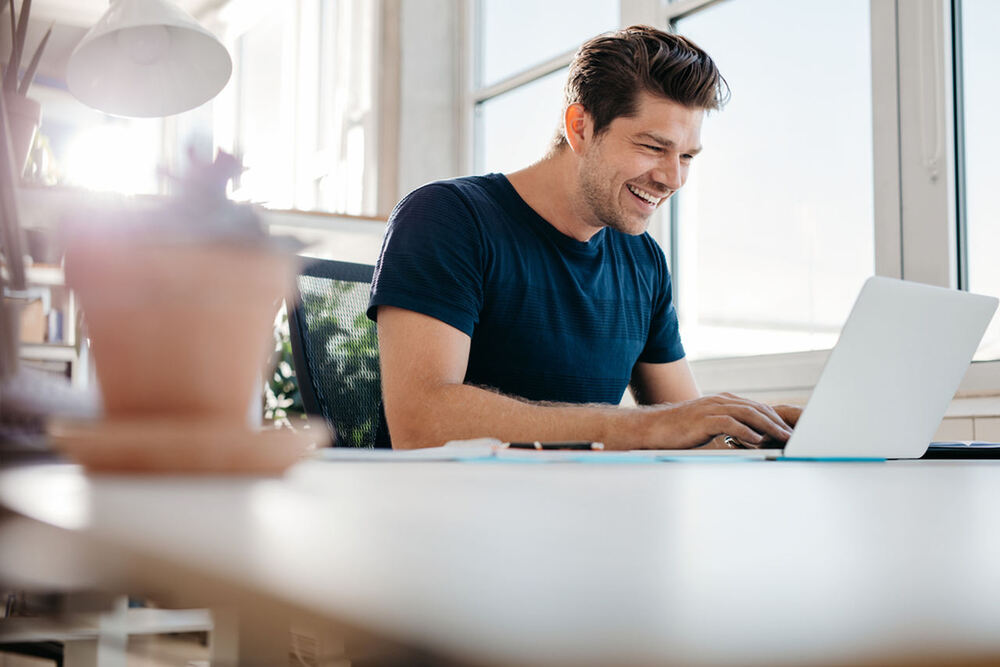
[368, 25, 799, 449]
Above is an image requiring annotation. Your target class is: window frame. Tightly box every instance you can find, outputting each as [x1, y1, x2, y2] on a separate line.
[463, 0, 1000, 401]
[463, 0, 665, 173]
[213, 0, 383, 216]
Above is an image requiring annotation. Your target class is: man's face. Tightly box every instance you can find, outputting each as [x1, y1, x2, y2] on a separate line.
[575, 91, 704, 236]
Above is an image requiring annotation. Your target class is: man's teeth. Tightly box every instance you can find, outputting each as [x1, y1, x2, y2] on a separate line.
[627, 184, 660, 205]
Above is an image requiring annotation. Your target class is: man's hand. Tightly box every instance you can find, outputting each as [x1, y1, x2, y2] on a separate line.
[623, 393, 798, 450]
[747, 403, 803, 449]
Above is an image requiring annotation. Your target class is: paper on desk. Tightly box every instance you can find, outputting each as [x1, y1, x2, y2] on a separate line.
[490, 449, 765, 463]
[313, 440, 765, 463]
[313, 438, 503, 462]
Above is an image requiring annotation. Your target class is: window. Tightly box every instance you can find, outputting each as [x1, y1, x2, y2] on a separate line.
[673, 0, 875, 360]
[478, 0, 618, 88]
[216, 0, 380, 215]
[959, 0, 1000, 361]
[228, 4, 295, 207]
[475, 68, 566, 175]
[472, 0, 621, 174]
[30, 83, 166, 195]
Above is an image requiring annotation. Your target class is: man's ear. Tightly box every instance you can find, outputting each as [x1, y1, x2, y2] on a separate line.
[564, 103, 591, 154]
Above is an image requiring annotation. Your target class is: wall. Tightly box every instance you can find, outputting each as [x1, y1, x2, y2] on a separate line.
[393, 0, 463, 201]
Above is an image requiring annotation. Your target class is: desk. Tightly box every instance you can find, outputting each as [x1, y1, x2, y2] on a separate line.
[3, 459, 1000, 666]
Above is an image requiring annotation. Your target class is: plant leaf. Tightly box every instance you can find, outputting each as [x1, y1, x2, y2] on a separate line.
[7, 0, 30, 93]
[5, 0, 16, 92]
[17, 21, 49, 96]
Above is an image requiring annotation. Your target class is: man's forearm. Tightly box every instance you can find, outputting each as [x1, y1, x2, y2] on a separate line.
[387, 381, 640, 450]
[388, 381, 797, 451]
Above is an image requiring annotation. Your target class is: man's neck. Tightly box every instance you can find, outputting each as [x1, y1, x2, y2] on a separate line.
[505, 150, 602, 243]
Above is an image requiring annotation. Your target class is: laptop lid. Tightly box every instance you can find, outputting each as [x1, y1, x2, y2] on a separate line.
[783, 277, 998, 459]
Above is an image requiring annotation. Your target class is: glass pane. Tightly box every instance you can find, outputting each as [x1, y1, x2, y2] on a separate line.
[674, 0, 874, 360]
[478, 0, 618, 87]
[34, 82, 162, 195]
[476, 68, 567, 175]
[233, 5, 296, 208]
[961, 0, 1000, 361]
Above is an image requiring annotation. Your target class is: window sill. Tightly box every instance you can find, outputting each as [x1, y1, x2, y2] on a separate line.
[691, 351, 1000, 418]
[942, 395, 1000, 419]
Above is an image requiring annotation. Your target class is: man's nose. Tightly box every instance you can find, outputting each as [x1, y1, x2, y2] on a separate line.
[651, 156, 683, 192]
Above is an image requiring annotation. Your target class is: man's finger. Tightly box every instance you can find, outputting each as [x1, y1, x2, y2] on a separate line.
[707, 415, 764, 445]
[709, 393, 794, 431]
[724, 404, 793, 441]
[774, 404, 803, 427]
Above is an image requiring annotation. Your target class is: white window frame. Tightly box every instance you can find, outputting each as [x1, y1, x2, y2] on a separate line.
[462, 0, 664, 172]
[211, 0, 382, 216]
[464, 0, 1000, 403]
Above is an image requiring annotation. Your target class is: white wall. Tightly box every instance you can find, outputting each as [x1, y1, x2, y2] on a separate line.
[394, 0, 464, 201]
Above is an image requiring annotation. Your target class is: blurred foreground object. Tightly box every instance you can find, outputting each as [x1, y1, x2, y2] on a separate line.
[0, 71, 27, 380]
[66, 0, 232, 117]
[58, 150, 313, 474]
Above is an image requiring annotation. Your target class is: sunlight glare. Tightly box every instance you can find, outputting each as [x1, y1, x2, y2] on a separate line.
[63, 122, 160, 195]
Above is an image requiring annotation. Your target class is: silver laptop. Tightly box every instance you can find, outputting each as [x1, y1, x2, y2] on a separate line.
[657, 277, 998, 460]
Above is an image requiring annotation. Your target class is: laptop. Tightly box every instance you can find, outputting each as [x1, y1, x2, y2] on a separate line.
[653, 276, 998, 460]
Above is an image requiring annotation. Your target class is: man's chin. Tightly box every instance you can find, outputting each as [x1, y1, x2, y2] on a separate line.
[610, 217, 651, 236]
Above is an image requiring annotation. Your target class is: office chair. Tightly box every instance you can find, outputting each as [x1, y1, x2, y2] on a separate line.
[288, 259, 387, 448]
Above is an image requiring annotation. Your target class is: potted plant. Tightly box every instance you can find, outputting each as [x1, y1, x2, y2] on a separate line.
[58, 151, 316, 474]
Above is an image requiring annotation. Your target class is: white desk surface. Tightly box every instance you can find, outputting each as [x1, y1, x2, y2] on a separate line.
[3, 459, 1000, 666]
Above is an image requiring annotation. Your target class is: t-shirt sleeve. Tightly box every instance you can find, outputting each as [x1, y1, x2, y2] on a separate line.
[367, 183, 484, 337]
[638, 249, 685, 364]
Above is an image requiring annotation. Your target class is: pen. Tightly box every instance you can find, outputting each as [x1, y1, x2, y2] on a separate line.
[506, 441, 605, 450]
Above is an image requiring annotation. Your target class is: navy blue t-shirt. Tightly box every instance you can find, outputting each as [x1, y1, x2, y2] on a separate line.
[367, 173, 684, 406]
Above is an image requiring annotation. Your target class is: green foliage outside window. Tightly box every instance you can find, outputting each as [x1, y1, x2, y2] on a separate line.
[264, 282, 380, 448]
[264, 307, 306, 428]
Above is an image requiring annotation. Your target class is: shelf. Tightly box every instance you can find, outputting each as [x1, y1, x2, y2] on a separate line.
[25, 264, 65, 286]
[19, 343, 76, 363]
[0, 607, 212, 643]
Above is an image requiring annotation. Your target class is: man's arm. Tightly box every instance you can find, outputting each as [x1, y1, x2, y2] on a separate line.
[377, 306, 795, 450]
[629, 358, 701, 405]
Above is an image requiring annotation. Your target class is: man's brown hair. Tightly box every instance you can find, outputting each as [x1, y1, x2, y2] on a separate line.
[554, 25, 729, 148]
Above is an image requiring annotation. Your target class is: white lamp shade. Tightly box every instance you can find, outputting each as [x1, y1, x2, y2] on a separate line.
[66, 0, 233, 117]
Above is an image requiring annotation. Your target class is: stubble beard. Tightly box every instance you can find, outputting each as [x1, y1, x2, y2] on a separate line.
[578, 156, 648, 237]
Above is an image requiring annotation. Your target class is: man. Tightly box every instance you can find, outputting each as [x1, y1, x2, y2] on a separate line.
[368, 25, 800, 449]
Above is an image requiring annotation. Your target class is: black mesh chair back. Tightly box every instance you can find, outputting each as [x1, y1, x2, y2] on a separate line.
[288, 259, 387, 448]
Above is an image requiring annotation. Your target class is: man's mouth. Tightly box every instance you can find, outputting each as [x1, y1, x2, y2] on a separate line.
[626, 184, 664, 208]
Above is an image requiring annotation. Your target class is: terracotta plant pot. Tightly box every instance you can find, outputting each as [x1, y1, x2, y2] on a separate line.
[4, 93, 40, 175]
[64, 238, 297, 423]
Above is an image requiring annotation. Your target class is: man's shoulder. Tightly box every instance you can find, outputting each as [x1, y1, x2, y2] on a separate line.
[390, 174, 517, 236]
[402, 174, 506, 209]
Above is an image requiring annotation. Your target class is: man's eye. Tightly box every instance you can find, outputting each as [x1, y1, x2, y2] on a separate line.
[681, 154, 694, 161]
[642, 144, 663, 152]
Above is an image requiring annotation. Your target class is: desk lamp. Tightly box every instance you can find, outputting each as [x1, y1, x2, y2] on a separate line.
[66, 0, 232, 117]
